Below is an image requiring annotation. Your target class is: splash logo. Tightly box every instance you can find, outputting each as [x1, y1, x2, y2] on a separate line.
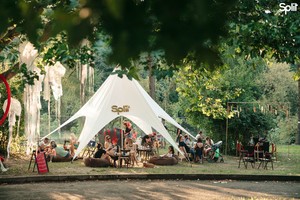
[279, 3, 298, 15]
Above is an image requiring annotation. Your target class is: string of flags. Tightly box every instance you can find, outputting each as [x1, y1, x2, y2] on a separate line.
[228, 102, 289, 118]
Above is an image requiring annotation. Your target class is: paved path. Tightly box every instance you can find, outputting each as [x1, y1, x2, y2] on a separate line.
[0, 180, 299, 199]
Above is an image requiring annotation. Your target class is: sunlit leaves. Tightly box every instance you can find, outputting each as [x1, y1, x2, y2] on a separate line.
[175, 64, 242, 119]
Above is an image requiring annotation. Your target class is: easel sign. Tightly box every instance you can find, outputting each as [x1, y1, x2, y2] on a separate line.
[35, 152, 49, 174]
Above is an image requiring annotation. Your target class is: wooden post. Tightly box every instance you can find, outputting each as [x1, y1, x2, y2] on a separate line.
[225, 102, 229, 155]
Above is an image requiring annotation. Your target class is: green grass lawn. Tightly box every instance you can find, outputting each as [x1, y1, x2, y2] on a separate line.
[2, 145, 300, 177]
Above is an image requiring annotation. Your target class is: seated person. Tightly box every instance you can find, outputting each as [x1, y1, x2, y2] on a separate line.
[194, 138, 204, 163]
[179, 135, 195, 160]
[148, 146, 179, 165]
[38, 137, 50, 152]
[184, 134, 192, 149]
[161, 146, 175, 158]
[204, 136, 214, 157]
[125, 138, 138, 166]
[94, 143, 110, 163]
[103, 137, 119, 159]
[94, 143, 106, 158]
[47, 141, 72, 162]
[104, 135, 118, 157]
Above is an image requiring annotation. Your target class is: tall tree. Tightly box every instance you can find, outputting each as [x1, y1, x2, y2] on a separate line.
[227, 0, 300, 144]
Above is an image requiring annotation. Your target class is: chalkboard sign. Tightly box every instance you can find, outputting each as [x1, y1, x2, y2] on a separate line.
[35, 152, 49, 174]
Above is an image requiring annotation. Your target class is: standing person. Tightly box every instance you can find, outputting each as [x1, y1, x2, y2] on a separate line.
[69, 133, 78, 157]
[176, 128, 182, 144]
[195, 131, 205, 141]
[131, 129, 138, 141]
[123, 121, 132, 148]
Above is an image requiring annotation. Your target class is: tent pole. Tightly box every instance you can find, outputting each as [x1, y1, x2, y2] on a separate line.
[121, 116, 123, 149]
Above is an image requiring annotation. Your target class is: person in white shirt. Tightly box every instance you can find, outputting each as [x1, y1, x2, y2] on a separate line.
[195, 131, 205, 141]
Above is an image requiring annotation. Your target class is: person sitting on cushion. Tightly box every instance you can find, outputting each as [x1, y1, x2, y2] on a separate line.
[162, 146, 175, 158]
[94, 143, 111, 163]
[48, 141, 71, 162]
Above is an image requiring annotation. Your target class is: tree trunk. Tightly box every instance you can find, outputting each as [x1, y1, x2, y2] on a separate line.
[148, 53, 156, 100]
[297, 64, 300, 145]
[0, 64, 19, 81]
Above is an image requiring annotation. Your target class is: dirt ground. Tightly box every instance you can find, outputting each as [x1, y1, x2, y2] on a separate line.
[0, 179, 299, 200]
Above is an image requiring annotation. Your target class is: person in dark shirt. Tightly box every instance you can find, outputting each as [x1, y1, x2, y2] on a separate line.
[94, 143, 107, 159]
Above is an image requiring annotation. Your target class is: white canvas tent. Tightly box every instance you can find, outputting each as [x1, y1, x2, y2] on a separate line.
[43, 69, 194, 158]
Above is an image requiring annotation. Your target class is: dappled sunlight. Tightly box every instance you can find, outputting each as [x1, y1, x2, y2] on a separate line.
[0, 179, 299, 199]
[50, 192, 84, 200]
[2, 145, 300, 177]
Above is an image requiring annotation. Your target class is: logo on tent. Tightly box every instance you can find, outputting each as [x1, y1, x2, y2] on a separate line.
[111, 105, 130, 114]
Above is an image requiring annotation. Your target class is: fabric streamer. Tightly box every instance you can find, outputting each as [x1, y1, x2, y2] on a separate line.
[3, 98, 22, 158]
[19, 42, 44, 155]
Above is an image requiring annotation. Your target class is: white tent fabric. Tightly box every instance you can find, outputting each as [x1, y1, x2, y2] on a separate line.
[44, 70, 193, 158]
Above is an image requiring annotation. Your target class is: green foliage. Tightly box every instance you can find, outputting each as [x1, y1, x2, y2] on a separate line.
[269, 116, 297, 145]
[1, 0, 238, 75]
[227, 0, 300, 64]
[256, 62, 298, 115]
[176, 64, 242, 119]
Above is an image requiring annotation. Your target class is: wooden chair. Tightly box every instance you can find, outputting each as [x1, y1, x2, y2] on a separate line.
[258, 152, 274, 170]
[239, 146, 255, 169]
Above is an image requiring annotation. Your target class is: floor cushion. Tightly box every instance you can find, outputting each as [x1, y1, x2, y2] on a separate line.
[148, 156, 178, 165]
[83, 157, 110, 167]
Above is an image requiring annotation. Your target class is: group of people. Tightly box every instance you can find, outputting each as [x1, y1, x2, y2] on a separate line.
[177, 130, 215, 163]
[93, 121, 168, 167]
[36, 119, 217, 166]
[38, 133, 78, 162]
[93, 132, 139, 167]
